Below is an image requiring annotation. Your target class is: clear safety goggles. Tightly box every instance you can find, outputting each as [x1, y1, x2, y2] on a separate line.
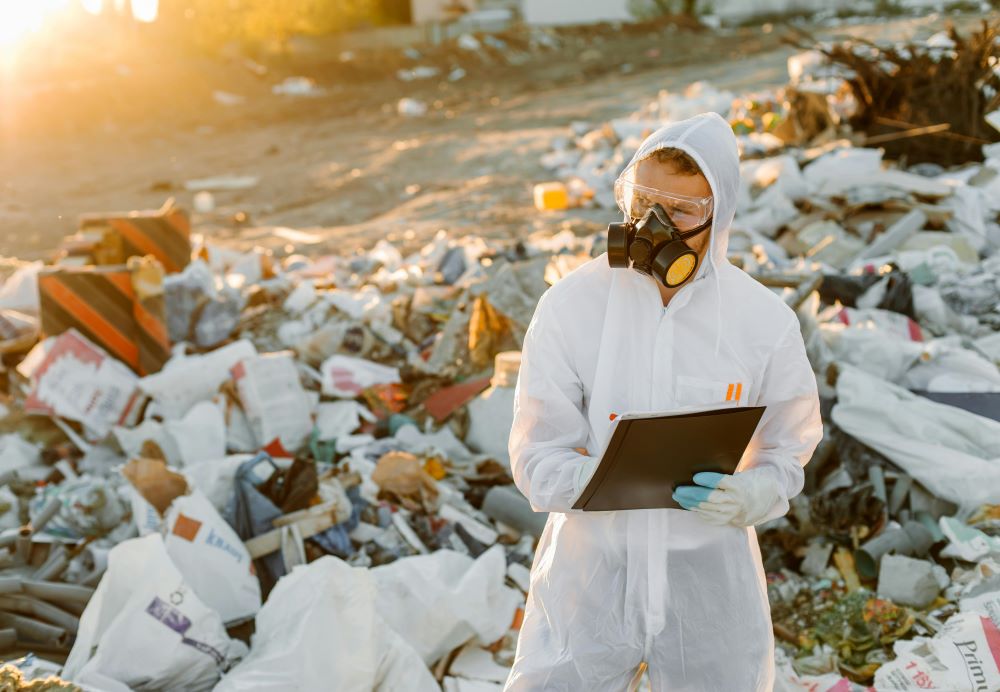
[614, 174, 714, 231]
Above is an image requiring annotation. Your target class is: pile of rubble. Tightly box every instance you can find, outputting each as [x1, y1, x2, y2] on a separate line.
[0, 203, 571, 689]
[0, 22, 997, 692]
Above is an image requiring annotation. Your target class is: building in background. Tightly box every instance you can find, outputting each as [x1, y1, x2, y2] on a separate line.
[521, 0, 631, 25]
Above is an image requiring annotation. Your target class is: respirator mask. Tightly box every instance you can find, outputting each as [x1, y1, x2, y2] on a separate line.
[606, 166, 714, 288]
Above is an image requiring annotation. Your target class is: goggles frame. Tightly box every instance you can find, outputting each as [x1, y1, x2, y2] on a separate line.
[614, 176, 715, 230]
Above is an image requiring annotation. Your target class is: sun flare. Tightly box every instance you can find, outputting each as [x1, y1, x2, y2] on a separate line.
[0, 0, 70, 48]
[0, 0, 158, 50]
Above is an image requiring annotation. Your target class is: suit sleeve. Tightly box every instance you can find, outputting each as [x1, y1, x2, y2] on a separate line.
[745, 317, 824, 523]
[508, 291, 596, 514]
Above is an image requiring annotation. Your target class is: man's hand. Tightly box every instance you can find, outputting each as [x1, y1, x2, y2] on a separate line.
[672, 468, 781, 527]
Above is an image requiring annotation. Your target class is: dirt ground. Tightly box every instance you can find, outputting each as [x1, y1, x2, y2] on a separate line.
[0, 11, 988, 261]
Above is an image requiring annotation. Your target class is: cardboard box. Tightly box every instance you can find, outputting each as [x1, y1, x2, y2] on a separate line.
[37, 256, 170, 375]
[67, 198, 191, 273]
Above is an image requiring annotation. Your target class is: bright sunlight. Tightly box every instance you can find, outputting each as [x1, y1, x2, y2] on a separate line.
[0, 0, 158, 49]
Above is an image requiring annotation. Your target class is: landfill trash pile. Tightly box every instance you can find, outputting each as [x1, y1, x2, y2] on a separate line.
[536, 22, 1000, 209]
[806, 21, 1000, 166]
[0, 200, 585, 689]
[0, 21, 998, 692]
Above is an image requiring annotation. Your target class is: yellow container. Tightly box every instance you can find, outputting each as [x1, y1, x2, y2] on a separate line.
[533, 182, 569, 211]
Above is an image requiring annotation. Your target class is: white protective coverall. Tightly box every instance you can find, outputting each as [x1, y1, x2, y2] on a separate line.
[504, 113, 823, 691]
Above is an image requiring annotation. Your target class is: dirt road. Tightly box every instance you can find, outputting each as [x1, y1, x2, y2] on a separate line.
[0, 12, 981, 260]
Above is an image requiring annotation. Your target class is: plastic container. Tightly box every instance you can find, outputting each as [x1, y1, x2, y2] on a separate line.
[533, 182, 569, 211]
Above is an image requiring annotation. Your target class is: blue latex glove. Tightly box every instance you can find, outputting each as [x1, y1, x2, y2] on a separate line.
[672, 469, 781, 527]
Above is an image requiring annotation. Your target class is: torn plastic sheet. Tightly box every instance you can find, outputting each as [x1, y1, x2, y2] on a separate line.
[371, 545, 521, 665]
[831, 366, 1000, 507]
[315, 400, 377, 440]
[139, 339, 257, 420]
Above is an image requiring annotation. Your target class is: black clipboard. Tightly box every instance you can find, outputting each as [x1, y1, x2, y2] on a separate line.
[571, 405, 766, 511]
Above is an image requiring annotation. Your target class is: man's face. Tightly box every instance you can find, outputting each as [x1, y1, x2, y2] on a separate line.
[633, 158, 714, 262]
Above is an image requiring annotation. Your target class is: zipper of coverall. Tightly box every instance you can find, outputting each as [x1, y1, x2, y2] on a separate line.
[642, 286, 696, 663]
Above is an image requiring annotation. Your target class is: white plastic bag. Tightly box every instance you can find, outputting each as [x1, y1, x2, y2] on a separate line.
[819, 326, 923, 385]
[903, 340, 1000, 392]
[831, 367, 1000, 507]
[315, 400, 376, 440]
[164, 400, 227, 466]
[372, 545, 521, 665]
[215, 556, 438, 692]
[139, 339, 257, 420]
[182, 454, 257, 512]
[63, 534, 247, 692]
[164, 490, 261, 624]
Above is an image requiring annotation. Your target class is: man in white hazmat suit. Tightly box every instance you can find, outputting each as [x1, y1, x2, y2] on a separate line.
[504, 112, 823, 691]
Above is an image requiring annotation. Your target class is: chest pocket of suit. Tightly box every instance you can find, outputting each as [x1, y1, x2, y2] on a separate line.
[674, 375, 749, 407]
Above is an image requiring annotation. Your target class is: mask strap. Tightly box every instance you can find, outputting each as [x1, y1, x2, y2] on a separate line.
[675, 217, 713, 240]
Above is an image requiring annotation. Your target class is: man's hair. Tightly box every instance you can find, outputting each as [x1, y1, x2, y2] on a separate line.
[644, 147, 702, 176]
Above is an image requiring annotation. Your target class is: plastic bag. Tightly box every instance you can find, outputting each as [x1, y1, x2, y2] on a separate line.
[63, 534, 248, 692]
[215, 556, 438, 692]
[831, 367, 1000, 507]
[164, 490, 261, 624]
[123, 458, 261, 623]
[371, 545, 521, 665]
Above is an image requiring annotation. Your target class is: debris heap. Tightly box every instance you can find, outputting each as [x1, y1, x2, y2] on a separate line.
[0, 21, 998, 692]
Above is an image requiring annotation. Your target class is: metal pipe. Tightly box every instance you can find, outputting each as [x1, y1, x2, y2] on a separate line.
[854, 520, 935, 579]
[29, 498, 62, 535]
[868, 466, 887, 505]
[0, 611, 69, 648]
[889, 474, 913, 516]
[8, 639, 73, 656]
[82, 568, 106, 588]
[482, 485, 547, 539]
[14, 528, 31, 565]
[0, 627, 15, 650]
[21, 580, 94, 607]
[0, 595, 79, 633]
[32, 551, 69, 582]
[33, 543, 67, 572]
[914, 511, 946, 543]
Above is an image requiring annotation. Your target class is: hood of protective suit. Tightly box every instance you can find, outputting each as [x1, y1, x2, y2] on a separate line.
[622, 111, 740, 282]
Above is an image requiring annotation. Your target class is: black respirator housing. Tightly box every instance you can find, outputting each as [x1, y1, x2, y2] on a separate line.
[607, 203, 713, 288]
